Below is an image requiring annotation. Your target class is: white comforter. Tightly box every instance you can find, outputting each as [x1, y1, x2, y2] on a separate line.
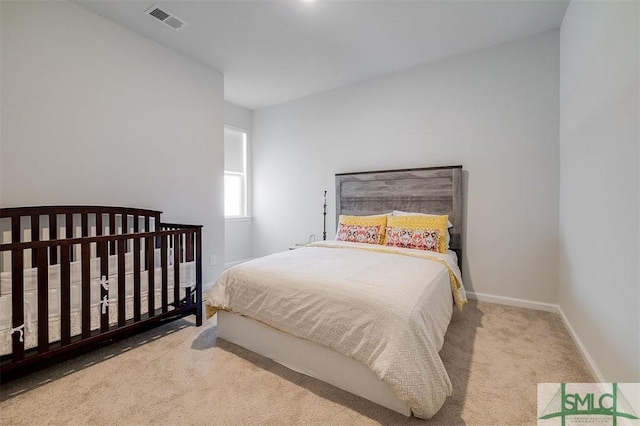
[206, 240, 466, 418]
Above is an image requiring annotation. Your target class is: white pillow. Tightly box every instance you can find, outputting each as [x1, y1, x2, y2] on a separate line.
[365, 212, 392, 217]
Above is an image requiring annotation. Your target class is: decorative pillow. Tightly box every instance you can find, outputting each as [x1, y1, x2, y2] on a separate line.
[336, 223, 382, 245]
[336, 214, 388, 245]
[384, 214, 449, 253]
[391, 211, 452, 250]
[386, 227, 441, 252]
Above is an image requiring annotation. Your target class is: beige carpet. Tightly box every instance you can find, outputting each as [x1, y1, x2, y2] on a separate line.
[0, 300, 593, 425]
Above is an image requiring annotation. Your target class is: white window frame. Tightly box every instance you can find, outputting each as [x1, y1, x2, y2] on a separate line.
[224, 125, 250, 220]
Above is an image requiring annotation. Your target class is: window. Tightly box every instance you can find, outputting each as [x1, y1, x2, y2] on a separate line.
[224, 172, 243, 216]
[224, 126, 248, 218]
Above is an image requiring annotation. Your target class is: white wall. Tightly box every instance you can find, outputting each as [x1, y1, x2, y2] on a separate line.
[252, 30, 560, 304]
[224, 101, 254, 268]
[0, 1, 225, 284]
[559, 1, 639, 382]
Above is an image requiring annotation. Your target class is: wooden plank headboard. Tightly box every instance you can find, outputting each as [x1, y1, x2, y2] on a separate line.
[335, 165, 463, 252]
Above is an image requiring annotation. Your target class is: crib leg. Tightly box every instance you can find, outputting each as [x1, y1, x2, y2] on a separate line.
[195, 286, 203, 326]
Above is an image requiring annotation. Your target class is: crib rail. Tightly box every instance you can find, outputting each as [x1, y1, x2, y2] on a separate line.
[0, 206, 202, 380]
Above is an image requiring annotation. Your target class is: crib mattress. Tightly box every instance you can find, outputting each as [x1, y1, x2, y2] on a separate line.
[0, 248, 195, 356]
[0, 283, 191, 356]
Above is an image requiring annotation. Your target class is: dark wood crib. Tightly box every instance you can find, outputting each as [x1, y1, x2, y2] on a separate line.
[0, 206, 202, 380]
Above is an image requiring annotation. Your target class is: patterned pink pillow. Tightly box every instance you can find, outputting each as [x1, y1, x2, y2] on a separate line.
[336, 224, 382, 245]
[385, 227, 441, 252]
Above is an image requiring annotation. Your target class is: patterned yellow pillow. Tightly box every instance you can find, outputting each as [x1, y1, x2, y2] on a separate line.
[385, 214, 449, 253]
[337, 214, 388, 245]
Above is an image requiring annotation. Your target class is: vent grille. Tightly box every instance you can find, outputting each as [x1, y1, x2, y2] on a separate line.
[149, 8, 170, 21]
[145, 5, 186, 31]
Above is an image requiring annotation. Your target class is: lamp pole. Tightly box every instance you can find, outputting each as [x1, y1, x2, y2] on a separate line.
[323, 190, 327, 241]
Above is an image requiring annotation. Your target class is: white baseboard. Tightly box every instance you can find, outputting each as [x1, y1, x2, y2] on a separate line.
[467, 290, 602, 382]
[466, 290, 557, 312]
[556, 305, 604, 383]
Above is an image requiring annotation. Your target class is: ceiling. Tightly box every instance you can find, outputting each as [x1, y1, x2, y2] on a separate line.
[76, 0, 569, 110]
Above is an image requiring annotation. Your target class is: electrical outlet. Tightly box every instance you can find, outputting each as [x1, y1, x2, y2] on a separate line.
[210, 255, 217, 266]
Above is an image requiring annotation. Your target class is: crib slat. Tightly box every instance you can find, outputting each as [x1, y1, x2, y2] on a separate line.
[65, 214, 73, 239]
[147, 236, 155, 318]
[174, 235, 180, 307]
[31, 215, 39, 268]
[109, 213, 116, 255]
[133, 215, 139, 233]
[11, 237, 25, 362]
[132, 214, 140, 312]
[117, 239, 126, 327]
[11, 216, 20, 244]
[36, 246, 49, 352]
[99, 240, 109, 333]
[60, 244, 71, 345]
[81, 242, 90, 338]
[65, 214, 73, 262]
[133, 236, 141, 322]
[96, 213, 103, 236]
[122, 214, 129, 251]
[49, 214, 58, 265]
[161, 235, 168, 313]
[144, 216, 150, 270]
[81, 214, 88, 237]
[186, 232, 193, 262]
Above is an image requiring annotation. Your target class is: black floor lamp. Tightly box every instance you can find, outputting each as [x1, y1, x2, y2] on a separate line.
[323, 190, 327, 241]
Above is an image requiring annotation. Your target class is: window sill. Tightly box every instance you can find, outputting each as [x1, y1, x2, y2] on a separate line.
[225, 216, 253, 223]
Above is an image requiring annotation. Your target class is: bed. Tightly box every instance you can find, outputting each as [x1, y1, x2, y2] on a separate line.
[206, 165, 465, 418]
[0, 206, 203, 380]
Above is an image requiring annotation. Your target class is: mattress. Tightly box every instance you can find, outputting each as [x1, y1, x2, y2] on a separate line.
[206, 240, 466, 418]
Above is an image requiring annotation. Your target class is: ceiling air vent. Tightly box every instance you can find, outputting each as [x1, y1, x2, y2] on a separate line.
[145, 5, 186, 30]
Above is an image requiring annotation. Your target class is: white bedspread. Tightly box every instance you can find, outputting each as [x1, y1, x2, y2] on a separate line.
[206, 240, 466, 418]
